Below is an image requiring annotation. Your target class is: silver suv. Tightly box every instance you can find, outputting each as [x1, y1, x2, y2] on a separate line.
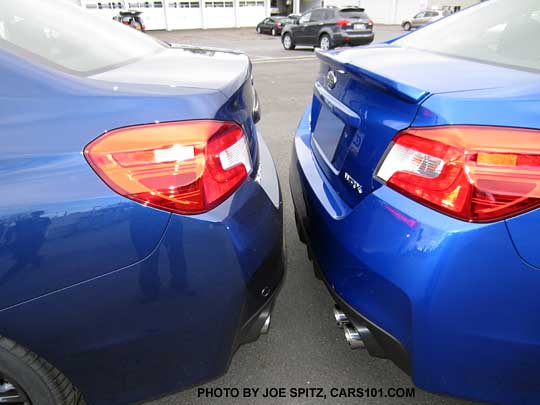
[402, 10, 444, 31]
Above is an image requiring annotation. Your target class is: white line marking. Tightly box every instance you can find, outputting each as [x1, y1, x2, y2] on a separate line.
[252, 55, 317, 64]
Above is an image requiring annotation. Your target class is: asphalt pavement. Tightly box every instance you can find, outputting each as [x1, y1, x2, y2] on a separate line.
[146, 27, 475, 405]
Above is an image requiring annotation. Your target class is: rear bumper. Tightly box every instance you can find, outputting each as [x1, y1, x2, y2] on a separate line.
[290, 117, 409, 373]
[313, 257, 410, 374]
[0, 135, 284, 405]
[290, 105, 540, 404]
[332, 31, 374, 46]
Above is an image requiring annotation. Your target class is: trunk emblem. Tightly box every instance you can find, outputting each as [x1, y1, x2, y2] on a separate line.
[344, 172, 363, 194]
[327, 70, 337, 90]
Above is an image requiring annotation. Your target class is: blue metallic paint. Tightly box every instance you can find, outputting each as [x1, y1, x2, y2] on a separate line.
[0, 41, 283, 404]
[414, 85, 540, 269]
[0, 144, 282, 404]
[291, 43, 540, 403]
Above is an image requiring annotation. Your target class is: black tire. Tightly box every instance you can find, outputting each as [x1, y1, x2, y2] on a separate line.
[271, 27, 277, 36]
[0, 336, 83, 405]
[319, 33, 332, 51]
[403, 22, 411, 31]
[256, 26, 261, 33]
[282, 33, 295, 50]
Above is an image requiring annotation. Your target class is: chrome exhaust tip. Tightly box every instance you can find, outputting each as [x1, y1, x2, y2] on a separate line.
[260, 314, 271, 335]
[344, 324, 367, 350]
[333, 306, 348, 328]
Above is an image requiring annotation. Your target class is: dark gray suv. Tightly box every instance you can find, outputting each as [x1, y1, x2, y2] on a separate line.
[281, 7, 374, 50]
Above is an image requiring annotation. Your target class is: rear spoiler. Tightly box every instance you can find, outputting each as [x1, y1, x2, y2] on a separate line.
[316, 49, 430, 104]
[339, 7, 365, 12]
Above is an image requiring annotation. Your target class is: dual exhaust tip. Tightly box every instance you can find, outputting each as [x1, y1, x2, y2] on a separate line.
[333, 306, 367, 350]
[260, 314, 271, 335]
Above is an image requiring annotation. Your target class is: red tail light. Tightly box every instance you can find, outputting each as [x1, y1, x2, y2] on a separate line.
[276, 22, 282, 27]
[336, 19, 351, 27]
[376, 126, 540, 222]
[84, 121, 252, 215]
[368, 20, 373, 26]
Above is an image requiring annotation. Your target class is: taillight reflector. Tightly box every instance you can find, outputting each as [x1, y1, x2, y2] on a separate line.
[376, 125, 540, 222]
[84, 120, 252, 215]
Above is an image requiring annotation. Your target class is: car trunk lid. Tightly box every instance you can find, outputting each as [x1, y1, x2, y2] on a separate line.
[90, 44, 251, 99]
[310, 44, 534, 208]
[90, 44, 259, 164]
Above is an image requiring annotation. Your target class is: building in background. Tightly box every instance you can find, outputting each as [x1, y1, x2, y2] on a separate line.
[270, 0, 292, 15]
[428, 0, 481, 12]
[71, 0, 481, 29]
[74, 0, 269, 30]
[293, 0, 482, 24]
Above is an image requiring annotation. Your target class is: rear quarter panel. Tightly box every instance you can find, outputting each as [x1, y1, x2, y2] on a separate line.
[414, 80, 540, 269]
[0, 48, 227, 310]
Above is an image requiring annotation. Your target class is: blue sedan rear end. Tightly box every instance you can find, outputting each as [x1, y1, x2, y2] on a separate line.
[290, 0, 540, 403]
[0, 1, 282, 404]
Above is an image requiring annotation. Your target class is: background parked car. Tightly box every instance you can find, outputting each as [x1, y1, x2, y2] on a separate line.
[256, 16, 295, 36]
[0, 1, 283, 404]
[113, 10, 146, 31]
[401, 10, 444, 30]
[287, 13, 301, 22]
[281, 7, 374, 51]
[290, 0, 540, 403]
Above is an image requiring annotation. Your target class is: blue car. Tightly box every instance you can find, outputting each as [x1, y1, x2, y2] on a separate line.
[0, 1, 282, 404]
[290, 0, 540, 403]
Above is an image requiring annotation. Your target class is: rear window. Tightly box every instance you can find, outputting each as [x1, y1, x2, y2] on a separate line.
[339, 8, 368, 19]
[275, 17, 292, 23]
[0, 0, 165, 75]
[395, 0, 540, 72]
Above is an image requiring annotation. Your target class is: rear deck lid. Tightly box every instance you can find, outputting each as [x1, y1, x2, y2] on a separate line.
[90, 45, 251, 99]
[310, 44, 537, 208]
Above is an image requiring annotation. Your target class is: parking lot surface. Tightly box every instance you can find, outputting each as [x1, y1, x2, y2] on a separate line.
[147, 27, 474, 405]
